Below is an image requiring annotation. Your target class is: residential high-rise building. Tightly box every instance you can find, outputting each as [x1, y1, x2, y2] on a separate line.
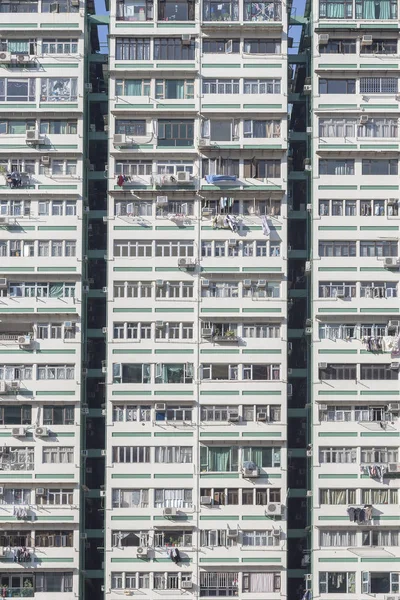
[2, 0, 400, 597]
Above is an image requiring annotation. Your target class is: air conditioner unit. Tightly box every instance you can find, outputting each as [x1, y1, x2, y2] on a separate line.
[18, 335, 31, 347]
[388, 463, 400, 473]
[181, 581, 193, 589]
[257, 412, 268, 421]
[0, 487, 4, 495]
[41, 155, 50, 165]
[305, 574, 312, 582]
[178, 258, 188, 268]
[227, 529, 238, 538]
[84, 83, 92, 91]
[156, 195, 168, 205]
[228, 411, 240, 422]
[83, 285, 90, 293]
[0, 279, 7, 288]
[361, 34, 373, 45]
[257, 280, 267, 288]
[306, 203, 312, 210]
[388, 403, 400, 411]
[384, 257, 399, 268]
[155, 403, 166, 411]
[71, 0, 79, 5]
[391, 362, 400, 370]
[318, 33, 329, 44]
[16, 55, 30, 63]
[155, 280, 164, 287]
[50, 1, 59, 11]
[155, 321, 164, 329]
[200, 495, 212, 504]
[242, 467, 259, 478]
[359, 115, 369, 124]
[319, 404, 328, 410]
[163, 507, 177, 516]
[36, 487, 45, 496]
[12, 427, 26, 437]
[102, 287, 108, 293]
[181, 34, 191, 44]
[9, 381, 20, 391]
[201, 279, 210, 287]
[388, 320, 400, 328]
[306, 449, 313, 457]
[336, 291, 345, 298]
[0, 217, 10, 226]
[82, 407, 89, 415]
[0, 52, 11, 63]
[64, 321, 73, 329]
[272, 529, 281, 537]
[266, 502, 281, 516]
[243, 279, 252, 288]
[305, 261, 311, 272]
[35, 427, 49, 437]
[305, 327, 312, 335]
[177, 171, 191, 183]
[113, 133, 127, 146]
[303, 85, 312, 93]
[319, 362, 328, 369]
[136, 547, 149, 558]
[202, 328, 213, 337]
[26, 129, 41, 143]
[227, 239, 237, 247]
[0, 382, 6, 394]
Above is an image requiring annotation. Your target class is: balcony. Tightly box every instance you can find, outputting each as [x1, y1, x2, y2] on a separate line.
[243, 0, 281, 20]
[0, 588, 34, 598]
[319, 0, 397, 19]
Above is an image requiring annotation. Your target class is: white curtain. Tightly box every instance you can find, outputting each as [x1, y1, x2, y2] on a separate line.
[249, 573, 274, 593]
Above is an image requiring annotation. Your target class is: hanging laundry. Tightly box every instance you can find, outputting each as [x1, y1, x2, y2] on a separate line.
[116, 175, 124, 187]
[347, 506, 356, 522]
[261, 214, 270, 236]
[364, 505, 372, 520]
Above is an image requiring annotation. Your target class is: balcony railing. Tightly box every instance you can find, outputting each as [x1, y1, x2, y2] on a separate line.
[0, 588, 34, 598]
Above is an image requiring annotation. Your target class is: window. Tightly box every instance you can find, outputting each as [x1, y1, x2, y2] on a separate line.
[42, 39, 78, 53]
[319, 572, 355, 594]
[201, 363, 238, 380]
[0, 365, 32, 380]
[115, 119, 146, 136]
[203, 39, 240, 53]
[200, 572, 239, 596]
[35, 573, 73, 593]
[360, 240, 398, 257]
[0, 405, 31, 425]
[243, 364, 280, 380]
[242, 573, 281, 593]
[155, 405, 193, 421]
[363, 572, 400, 594]
[318, 241, 357, 257]
[319, 447, 356, 463]
[200, 446, 238, 471]
[242, 323, 280, 338]
[201, 529, 237, 546]
[244, 120, 281, 138]
[0, 78, 35, 102]
[203, 0, 239, 20]
[360, 77, 398, 94]
[319, 281, 356, 298]
[154, 489, 192, 508]
[155, 281, 194, 298]
[155, 363, 193, 383]
[202, 157, 239, 177]
[363, 530, 399, 546]
[319, 78, 355, 94]
[158, 0, 194, 20]
[36, 488, 74, 505]
[361, 39, 397, 54]
[154, 38, 195, 60]
[320, 530, 356, 547]
[243, 39, 281, 53]
[319, 159, 354, 175]
[201, 405, 236, 421]
[202, 78, 240, 94]
[356, 0, 397, 18]
[243, 78, 281, 93]
[155, 240, 194, 257]
[360, 364, 398, 380]
[113, 363, 151, 384]
[362, 489, 398, 504]
[37, 365, 75, 380]
[157, 120, 194, 147]
[242, 530, 280, 546]
[243, 0, 281, 20]
[243, 446, 281, 467]
[115, 38, 151, 60]
[39, 120, 78, 135]
[40, 78, 77, 102]
[154, 446, 192, 463]
[0, 489, 31, 505]
[111, 572, 150, 590]
[112, 489, 149, 508]
[0, 120, 35, 135]
[155, 79, 194, 99]
[243, 158, 281, 178]
[35, 531, 73, 547]
[112, 531, 149, 548]
[116, 0, 154, 20]
[319, 118, 357, 137]
[115, 79, 150, 96]
[319, 39, 356, 53]
[362, 159, 398, 175]
[42, 447, 74, 464]
[0, 0, 38, 12]
[319, 364, 357, 380]
[114, 240, 152, 257]
[320, 489, 356, 504]
[43, 406, 74, 425]
[113, 405, 150, 423]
